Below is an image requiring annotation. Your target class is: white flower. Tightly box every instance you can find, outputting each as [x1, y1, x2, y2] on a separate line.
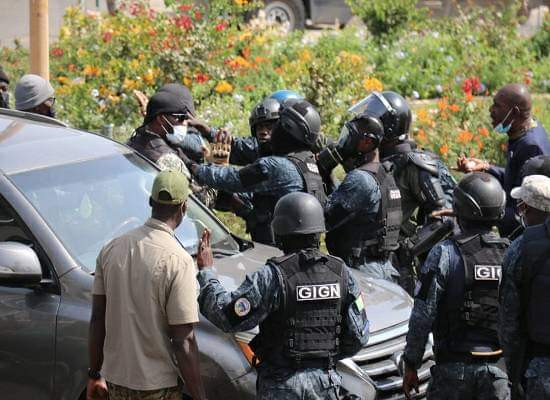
[435, 84, 443, 93]
[432, 31, 440, 38]
[91, 89, 99, 98]
[233, 94, 244, 103]
[400, 75, 407, 82]
[446, 55, 454, 63]
[412, 90, 420, 99]
[395, 51, 406, 60]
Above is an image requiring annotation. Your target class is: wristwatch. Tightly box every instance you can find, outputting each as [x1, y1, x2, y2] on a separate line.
[88, 368, 101, 380]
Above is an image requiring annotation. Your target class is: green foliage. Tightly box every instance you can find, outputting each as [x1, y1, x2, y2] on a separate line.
[530, 13, 550, 59]
[344, 0, 426, 39]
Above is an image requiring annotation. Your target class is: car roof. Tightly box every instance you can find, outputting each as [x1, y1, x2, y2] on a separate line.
[0, 110, 133, 175]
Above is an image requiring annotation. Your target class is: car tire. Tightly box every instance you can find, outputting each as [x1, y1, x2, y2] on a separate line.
[263, 0, 306, 31]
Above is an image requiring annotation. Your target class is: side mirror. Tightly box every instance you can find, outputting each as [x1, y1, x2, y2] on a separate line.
[0, 242, 42, 286]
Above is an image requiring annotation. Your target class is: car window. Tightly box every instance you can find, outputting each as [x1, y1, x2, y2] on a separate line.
[9, 153, 239, 271]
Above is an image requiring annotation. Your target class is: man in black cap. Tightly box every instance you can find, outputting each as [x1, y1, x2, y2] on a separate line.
[0, 67, 10, 109]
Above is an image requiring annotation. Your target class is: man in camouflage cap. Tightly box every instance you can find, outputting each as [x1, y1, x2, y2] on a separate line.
[499, 174, 550, 400]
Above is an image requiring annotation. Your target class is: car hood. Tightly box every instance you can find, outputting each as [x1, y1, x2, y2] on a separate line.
[211, 243, 412, 333]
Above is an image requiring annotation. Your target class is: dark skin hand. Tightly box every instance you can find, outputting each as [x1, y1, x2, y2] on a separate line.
[403, 364, 420, 400]
[87, 295, 108, 400]
[197, 229, 213, 270]
[169, 324, 207, 400]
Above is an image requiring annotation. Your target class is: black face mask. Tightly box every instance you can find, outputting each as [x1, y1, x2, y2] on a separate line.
[258, 140, 272, 157]
[0, 91, 9, 108]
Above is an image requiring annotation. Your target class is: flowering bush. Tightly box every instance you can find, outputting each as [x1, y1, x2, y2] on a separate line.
[0, 0, 547, 160]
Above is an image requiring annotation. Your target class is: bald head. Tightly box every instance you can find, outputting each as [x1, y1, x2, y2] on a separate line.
[490, 84, 532, 135]
[495, 84, 532, 112]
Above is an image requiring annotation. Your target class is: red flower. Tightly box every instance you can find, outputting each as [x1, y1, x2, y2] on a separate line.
[175, 15, 193, 30]
[51, 47, 64, 57]
[195, 73, 209, 83]
[243, 84, 255, 91]
[462, 76, 482, 95]
[194, 10, 203, 20]
[102, 31, 113, 43]
[215, 23, 227, 31]
[179, 4, 192, 12]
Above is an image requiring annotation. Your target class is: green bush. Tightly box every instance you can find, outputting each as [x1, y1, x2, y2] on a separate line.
[344, 0, 426, 39]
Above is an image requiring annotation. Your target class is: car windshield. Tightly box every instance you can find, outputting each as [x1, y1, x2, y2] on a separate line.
[10, 153, 239, 271]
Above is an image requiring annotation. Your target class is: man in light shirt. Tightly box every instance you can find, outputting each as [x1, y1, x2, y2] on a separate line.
[87, 170, 210, 400]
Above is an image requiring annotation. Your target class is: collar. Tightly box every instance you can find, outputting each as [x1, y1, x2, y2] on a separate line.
[145, 218, 175, 236]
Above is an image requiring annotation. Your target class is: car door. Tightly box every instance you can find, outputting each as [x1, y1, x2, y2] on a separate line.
[0, 196, 60, 400]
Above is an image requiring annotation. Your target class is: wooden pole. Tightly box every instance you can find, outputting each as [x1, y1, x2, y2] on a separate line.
[29, 0, 49, 80]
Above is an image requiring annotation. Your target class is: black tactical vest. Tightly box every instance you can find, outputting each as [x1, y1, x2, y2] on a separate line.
[250, 249, 348, 369]
[522, 220, 550, 350]
[127, 127, 176, 164]
[249, 151, 327, 246]
[326, 161, 402, 264]
[436, 233, 509, 359]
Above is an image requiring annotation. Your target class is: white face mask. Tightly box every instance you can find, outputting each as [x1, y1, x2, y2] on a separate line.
[162, 116, 187, 144]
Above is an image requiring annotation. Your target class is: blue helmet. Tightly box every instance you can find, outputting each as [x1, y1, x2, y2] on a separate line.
[269, 89, 304, 103]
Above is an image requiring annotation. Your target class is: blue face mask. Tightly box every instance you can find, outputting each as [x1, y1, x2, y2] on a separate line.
[494, 108, 514, 135]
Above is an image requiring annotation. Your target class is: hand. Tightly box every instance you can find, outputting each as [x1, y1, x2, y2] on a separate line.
[133, 90, 149, 117]
[186, 116, 211, 136]
[86, 377, 108, 400]
[197, 229, 213, 269]
[456, 155, 490, 173]
[214, 129, 232, 145]
[430, 208, 454, 218]
[402, 365, 420, 400]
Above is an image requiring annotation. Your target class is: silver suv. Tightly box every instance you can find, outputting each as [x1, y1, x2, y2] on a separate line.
[0, 110, 433, 399]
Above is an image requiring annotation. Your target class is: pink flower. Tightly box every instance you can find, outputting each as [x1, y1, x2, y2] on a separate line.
[215, 23, 226, 32]
[102, 31, 113, 43]
[51, 47, 64, 57]
[175, 15, 193, 30]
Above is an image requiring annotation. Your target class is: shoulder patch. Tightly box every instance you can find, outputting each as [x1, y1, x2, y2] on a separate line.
[354, 294, 365, 312]
[234, 297, 251, 317]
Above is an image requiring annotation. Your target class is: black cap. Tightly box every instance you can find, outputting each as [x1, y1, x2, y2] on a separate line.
[144, 90, 189, 124]
[0, 67, 10, 84]
[272, 192, 326, 236]
[158, 83, 195, 116]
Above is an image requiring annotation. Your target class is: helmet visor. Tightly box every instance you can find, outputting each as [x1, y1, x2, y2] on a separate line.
[348, 92, 395, 117]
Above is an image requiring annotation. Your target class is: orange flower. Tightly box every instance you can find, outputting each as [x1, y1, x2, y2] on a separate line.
[215, 80, 233, 94]
[449, 104, 460, 113]
[478, 127, 489, 137]
[363, 77, 383, 92]
[83, 65, 100, 77]
[477, 140, 484, 151]
[465, 92, 473, 102]
[416, 109, 434, 126]
[469, 148, 477, 157]
[457, 130, 474, 144]
[501, 143, 508, 152]
[416, 128, 427, 143]
[437, 97, 448, 112]
[274, 67, 284, 75]
[241, 46, 251, 59]
[439, 144, 449, 156]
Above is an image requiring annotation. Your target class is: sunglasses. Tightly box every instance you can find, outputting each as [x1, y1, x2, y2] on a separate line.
[169, 113, 188, 123]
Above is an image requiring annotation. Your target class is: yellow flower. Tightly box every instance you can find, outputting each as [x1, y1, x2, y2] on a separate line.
[130, 59, 140, 69]
[254, 35, 267, 45]
[77, 48, 88, 58]
[299, 50, 312, 63]
[239, 31, 253, 41]
[416, 108, 434, 127]
[59, 26, 71, 39]
[234, 0, 249, 6]
[123, 78, 138, 90]
[183, 77, 192, 87]
[138, 53, 146, 61]
[108, 94, 121, 104]
[143, 69, 155, 84]
[215, 80, 233, 94]
[83, 65, 100, 77]
[57, 76, 70, 85]
[363, 77, 383, 92]
[339, 51, 363, 66]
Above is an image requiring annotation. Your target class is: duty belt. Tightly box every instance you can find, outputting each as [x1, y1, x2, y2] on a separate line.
[436, 350, 502, 364]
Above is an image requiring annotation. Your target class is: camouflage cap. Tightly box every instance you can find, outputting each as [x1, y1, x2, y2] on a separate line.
[511, 174, 550, 212]
[151, 170, 189, 205]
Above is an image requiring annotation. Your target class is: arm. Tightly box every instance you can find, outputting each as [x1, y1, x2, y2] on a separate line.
[340, 271, 369, 357]
[498, 238, 524, 379]
[169, 324, 206, 400]
[87, 295, 108, 400]
[325, 170, 380, 231]
[229, 136, 260, 166]
[197, 265, 280, 332]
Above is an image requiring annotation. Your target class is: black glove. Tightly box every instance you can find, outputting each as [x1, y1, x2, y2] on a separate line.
[177, 150, 199, 175]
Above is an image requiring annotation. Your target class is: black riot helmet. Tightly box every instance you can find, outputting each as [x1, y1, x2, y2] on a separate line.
[349, 91, 411, 140]
[273, 100, 321, 148]
[249, 98, 281, 137]
[521, 155, 550, 179]
[272, 192, 326, 236]
[453, 172, 506, 222]
[318, 114, 384, 174]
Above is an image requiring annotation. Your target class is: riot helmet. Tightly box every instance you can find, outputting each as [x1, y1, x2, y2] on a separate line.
[273, 100, 321, 148]
[350, 91, 411, 140]
[453, 172, 506, 222]
[272, 192, 326, 236]
[249, 98, 281, 137]
[269, 89, 304, 104]
[521, 155, 550, 179]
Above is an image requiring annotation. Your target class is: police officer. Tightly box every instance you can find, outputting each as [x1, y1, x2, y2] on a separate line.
[457, 84, 550, 237]
[499, 174, 550, 400]
[403, 172, 510, 400]
[197, 192, 369, 399]
[185, 100, 327, 245]
[321, 113, 403, 282]
[352, 91, 456, 292]
[0, 66, 10, 109]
